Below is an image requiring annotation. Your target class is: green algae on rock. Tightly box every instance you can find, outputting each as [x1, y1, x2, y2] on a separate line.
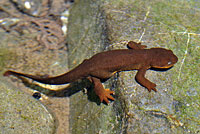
[0, 78, 56, 134]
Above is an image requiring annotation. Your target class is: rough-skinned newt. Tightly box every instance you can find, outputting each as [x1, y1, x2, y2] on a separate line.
[4, 41, 178, 104]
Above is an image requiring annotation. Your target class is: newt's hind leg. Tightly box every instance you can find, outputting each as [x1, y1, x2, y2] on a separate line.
[90, 77, 114, 104]
[127, 41, 147, 49]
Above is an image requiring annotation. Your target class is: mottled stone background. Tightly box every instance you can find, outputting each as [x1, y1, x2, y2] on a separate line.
[0, 0, 199, 134]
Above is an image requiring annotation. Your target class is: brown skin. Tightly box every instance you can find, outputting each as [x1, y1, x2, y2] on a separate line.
[4, 41, 178, 104]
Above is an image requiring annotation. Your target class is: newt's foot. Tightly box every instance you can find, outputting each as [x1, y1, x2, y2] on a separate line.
[98, 89, 115, 104]
[147, 83, 157, 92]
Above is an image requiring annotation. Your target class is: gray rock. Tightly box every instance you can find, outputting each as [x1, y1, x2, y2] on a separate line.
[0, 78, 56, 134]
[67, 0, 199, 134]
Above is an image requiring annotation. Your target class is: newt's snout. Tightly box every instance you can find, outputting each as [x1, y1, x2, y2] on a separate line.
[150, 48, 178, 69]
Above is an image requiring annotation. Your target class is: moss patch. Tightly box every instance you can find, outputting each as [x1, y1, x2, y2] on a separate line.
[104, 0, 199, 133]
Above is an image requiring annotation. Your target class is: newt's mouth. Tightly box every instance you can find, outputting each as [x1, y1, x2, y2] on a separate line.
[153, 64, 174, 69]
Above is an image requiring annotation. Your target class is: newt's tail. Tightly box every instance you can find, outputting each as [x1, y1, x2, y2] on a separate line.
[3, 69, 88, 85]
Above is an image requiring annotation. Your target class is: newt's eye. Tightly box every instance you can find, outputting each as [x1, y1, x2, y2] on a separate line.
[168, 61, 172, 65]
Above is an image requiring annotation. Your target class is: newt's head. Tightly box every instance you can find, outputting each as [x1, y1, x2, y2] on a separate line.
[150, 48, 178, 69]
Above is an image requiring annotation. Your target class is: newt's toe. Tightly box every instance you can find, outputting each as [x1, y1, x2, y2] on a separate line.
[98, 89, 115, 104]
[152, 87, 157, 92]
[105, 89, 115, 101]
[147, 83, 157, 92]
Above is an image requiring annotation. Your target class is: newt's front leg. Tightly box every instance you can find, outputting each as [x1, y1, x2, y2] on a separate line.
[90, 77, 114, 104]
[135, 67, 157, 92]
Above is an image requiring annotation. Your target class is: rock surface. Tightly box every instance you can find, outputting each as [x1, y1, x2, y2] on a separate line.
[67, 0, 199, 134]
[0, 0, 70, 132]
[0, 78, 56, 134]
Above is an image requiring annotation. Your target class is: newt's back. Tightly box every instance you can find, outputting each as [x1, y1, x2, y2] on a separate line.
[85, 49, 149, 72]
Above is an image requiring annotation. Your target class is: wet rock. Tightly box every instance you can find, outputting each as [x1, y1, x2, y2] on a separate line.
[11, 0, 44, 16]
[0, 78, 56, 134]
[10, 0, 73, 17]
